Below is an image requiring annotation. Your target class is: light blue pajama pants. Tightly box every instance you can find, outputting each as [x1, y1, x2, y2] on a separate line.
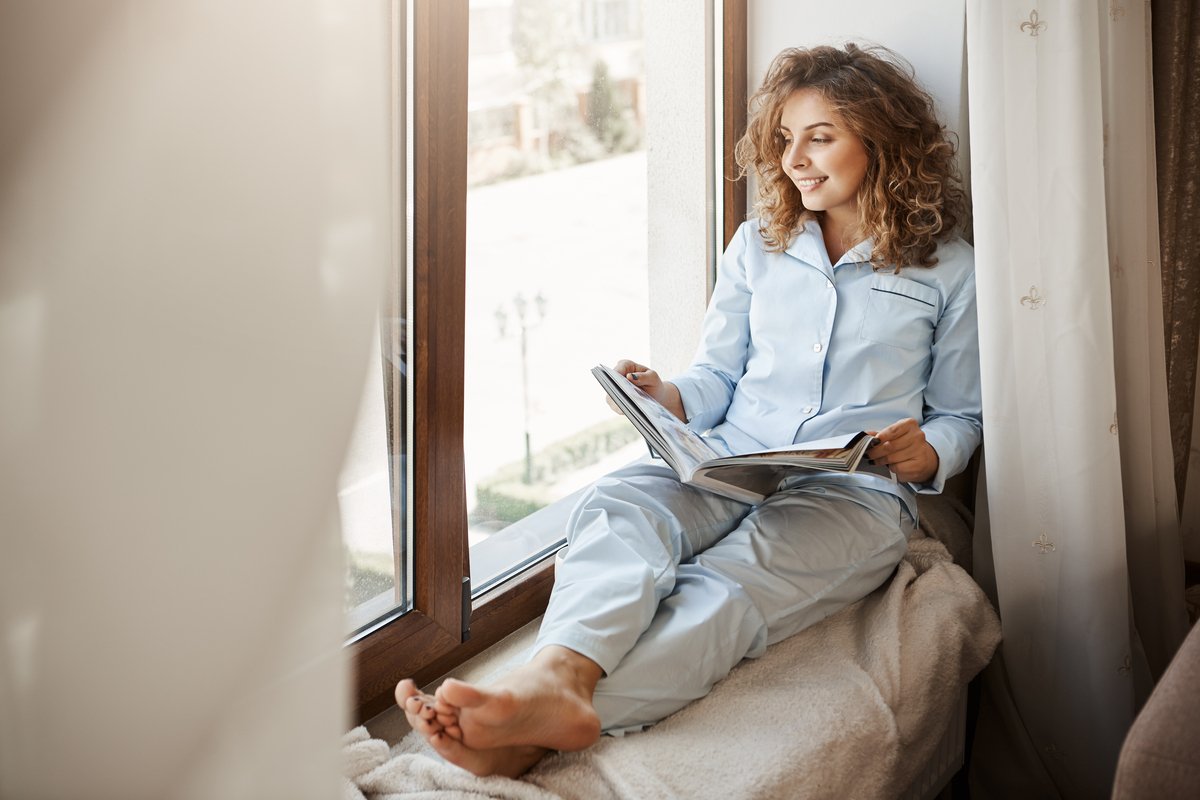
[532, 459, 914, 734]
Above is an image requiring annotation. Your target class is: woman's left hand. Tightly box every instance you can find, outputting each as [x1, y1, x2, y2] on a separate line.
[866, 418, 939, 484]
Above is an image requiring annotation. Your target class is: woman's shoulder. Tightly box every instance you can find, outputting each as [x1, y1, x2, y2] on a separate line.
[921, 235, 975, 282]
[735, 218, 766, 243]
[890, 236, 975, 302]
[933, 235, 974, 266]
[735, 217, 821, 253]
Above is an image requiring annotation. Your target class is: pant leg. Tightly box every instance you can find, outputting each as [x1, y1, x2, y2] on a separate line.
[532, 458, 753, 676]
[591, 482, 912, 734]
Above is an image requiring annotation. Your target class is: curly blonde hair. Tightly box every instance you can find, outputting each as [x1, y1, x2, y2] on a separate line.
[735, 44, 967, 269]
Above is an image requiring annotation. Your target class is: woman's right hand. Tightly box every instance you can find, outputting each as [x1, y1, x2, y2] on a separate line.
[609, 359, 687, 422]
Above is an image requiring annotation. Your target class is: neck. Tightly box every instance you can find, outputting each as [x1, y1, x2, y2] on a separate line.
[818, 211, 856, 263]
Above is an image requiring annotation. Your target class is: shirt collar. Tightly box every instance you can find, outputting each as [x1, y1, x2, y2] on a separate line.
[837, 238, 874, 267]
[785, 219, 874, 270]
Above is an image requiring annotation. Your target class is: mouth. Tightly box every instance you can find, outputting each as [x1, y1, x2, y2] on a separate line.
[795, 176, 828, 191]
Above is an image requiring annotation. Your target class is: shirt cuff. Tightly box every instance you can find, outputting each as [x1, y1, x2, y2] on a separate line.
[910, 426, 955, 495]
[670, 371, 729, 433]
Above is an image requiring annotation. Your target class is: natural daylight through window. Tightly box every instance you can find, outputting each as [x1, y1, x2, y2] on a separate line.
[463, 0, 650, 592]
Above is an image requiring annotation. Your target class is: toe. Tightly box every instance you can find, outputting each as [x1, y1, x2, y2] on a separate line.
[395, 678, 418, 706]
[436, 678, 489, 709]
[411, 713, 443, 738]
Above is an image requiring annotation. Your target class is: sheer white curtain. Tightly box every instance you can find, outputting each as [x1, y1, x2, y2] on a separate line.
[965, 1, 1188, 796]
[0, 3, 387, 796]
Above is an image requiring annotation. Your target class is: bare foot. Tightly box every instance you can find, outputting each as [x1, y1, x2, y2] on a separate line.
[433, 695, 463, 741]
[397, 677, 548, 777]
[395, 679, 446, 739]
[434, 645, 603, 754]
[427, 732, 549, 779]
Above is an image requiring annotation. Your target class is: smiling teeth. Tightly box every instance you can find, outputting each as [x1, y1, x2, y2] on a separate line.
[798, 177, 827, 188]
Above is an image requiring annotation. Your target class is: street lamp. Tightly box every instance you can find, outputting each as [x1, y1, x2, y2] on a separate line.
[495, 291, 547, 484]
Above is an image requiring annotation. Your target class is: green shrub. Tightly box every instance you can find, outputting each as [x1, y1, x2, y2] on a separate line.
[473, 417, 640, 525]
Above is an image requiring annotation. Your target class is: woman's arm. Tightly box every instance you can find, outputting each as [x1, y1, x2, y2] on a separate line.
[909, 253, 983, 492]
[670, 222, 755, 431]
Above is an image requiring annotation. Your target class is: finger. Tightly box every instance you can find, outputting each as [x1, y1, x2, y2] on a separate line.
[614, 359, 647, 377]
[875, 418, 918, 442]
[868, 438, 895, 461]
[605, 396, 625, 416]
[628, 369, 659, 387]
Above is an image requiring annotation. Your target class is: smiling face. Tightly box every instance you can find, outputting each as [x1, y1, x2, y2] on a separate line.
[778, 88, 870, 229]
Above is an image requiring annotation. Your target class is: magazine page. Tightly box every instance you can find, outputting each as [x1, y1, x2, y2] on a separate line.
[686, 463, 793, 505]
[592, 365, 719, 477]
[706, 432, 876, 470]
[747, 432, 873, 459]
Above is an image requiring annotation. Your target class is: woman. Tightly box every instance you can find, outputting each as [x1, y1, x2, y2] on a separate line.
[398, 43, 981, 779]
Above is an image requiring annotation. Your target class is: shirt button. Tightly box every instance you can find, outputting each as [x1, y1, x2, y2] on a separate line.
[813, 343, 823, 353]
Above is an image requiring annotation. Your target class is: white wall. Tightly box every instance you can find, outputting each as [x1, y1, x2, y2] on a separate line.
[644, 0, 970, 379]
[747, 0, 970, 227]
[643, 0, 717, 377]
[749, 0, 969, 155]
[0, 2, 389, 796]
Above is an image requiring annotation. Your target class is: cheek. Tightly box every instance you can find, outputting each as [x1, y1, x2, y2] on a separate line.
[843, 153, 869, 190]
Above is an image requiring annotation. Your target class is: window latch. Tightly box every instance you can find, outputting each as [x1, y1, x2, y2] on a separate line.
[461, 577, 472, 643]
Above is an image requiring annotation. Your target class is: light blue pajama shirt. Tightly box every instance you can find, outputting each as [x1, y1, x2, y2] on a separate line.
[535, 218, 982, 734]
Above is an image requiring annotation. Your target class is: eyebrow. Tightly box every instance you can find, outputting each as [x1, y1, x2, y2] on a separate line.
[778, 121, 836, 133]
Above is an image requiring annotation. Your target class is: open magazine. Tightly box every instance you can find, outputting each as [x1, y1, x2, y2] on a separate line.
[592, 363, 880, 504]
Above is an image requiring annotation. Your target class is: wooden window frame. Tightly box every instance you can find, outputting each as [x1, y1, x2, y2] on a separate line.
[348, 0, 748, 725]
[722, 0, 748, 250]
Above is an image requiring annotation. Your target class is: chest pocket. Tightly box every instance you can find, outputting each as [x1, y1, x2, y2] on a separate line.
[859, 274, 940, 351]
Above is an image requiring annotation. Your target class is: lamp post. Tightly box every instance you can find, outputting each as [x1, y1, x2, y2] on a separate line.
[495, 291, 547, 484]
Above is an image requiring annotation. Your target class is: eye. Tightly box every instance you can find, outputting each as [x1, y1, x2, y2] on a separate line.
[811, 136, 831, 144]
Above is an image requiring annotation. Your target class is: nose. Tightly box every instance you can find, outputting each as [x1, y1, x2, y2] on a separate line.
[784, 140, 806, 171]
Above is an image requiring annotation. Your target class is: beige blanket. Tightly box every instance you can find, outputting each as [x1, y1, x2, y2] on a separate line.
[343, 536, 1000, 800]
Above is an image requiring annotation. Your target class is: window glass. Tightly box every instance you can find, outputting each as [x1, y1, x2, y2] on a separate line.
[340, 321, 410, 635]
[465, 0, 649, 591]
[341, 3, 413, 637]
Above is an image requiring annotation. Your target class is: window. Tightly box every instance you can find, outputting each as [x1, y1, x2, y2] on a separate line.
[345, 0, 746, 724]
[463, 0, 649, 596]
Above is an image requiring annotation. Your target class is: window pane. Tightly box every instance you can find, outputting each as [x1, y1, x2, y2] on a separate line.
[339, 320, 410, 635]
[341, 3, 413, 636]
[465, 0, 649, 591]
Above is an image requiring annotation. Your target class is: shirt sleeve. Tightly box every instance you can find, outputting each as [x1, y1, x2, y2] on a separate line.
[913, 263, 983, 494]
[670, 222, 753, 433]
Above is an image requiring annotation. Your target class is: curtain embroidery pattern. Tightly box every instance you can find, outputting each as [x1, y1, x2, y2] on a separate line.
[1020, 9, 1047, 36]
